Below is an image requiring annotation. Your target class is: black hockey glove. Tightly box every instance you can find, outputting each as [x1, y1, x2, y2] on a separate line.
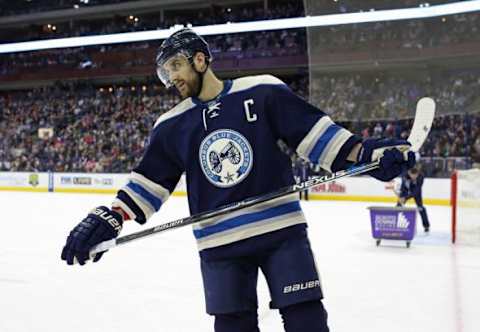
[358, 138, 416, 181]
[61, 206, 123, 265]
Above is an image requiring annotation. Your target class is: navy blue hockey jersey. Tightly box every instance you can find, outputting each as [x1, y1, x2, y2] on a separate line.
[112, 75, 361, 250]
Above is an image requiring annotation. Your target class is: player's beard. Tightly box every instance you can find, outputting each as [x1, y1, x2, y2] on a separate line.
[177, 74, 200, 99]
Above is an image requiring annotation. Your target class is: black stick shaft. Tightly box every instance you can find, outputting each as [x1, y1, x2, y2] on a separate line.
[90, 161, 379, 255]
[90, 97, 435, 256]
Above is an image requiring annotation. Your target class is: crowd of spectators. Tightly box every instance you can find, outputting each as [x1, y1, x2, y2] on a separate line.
[1, 1, 478, 178]
[0, 1, 304, 76]
[0, 29, 307, 77]
[0, 1, 303, 43]
[0, 82, 180, 173]
[305, 0, 455, 15]
[0, 2, 305, 75]
[310, 13, 479, 51]
[310, 70, 480, 121]
[0, 4, 478, 77]
[0, 0, 137, 17]
[0, 73, 478, 176]
[343, 113, 480, 177]
[0, 0, 457, 19]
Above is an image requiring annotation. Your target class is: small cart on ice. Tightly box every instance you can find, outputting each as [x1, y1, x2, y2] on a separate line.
[368, 206, 417, 248]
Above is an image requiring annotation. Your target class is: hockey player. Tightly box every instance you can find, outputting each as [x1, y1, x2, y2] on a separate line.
[397, 167, 430, 232]
[61, 29, 416, 332]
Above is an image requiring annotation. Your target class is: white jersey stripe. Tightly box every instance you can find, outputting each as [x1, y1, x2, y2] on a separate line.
[193, 193, 299, 230]
[130, 172, 170, 203]
[154, 98, 196, 128]
[229, 74, 285, 95]
[196, 210, 305, 251]
[318, 128, 354, 172]
[122, 186, 156, 220]
[296, 116, 334, 159]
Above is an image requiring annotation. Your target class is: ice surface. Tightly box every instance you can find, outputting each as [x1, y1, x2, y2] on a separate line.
[0, 191, 478, 332]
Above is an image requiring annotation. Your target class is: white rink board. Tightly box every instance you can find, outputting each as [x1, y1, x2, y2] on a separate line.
[53, 173, 128, 192]
[0, 172, 449, 204]
[0, 172, 51, 191]
[310, 176, 449, 203]
[0, 172, 188, 194]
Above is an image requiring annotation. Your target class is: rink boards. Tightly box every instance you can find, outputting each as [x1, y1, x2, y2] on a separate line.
[0, 171, 450, 206]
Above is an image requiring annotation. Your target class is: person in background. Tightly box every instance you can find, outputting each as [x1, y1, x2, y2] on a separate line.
[292, 155, 310, 200]
[397, 167, 431, 232]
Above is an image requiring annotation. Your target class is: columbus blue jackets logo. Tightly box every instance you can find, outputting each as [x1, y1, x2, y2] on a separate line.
[199, 129, 253, 188]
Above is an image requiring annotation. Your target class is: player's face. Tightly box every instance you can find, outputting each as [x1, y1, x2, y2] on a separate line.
[162, 54, 200, 99]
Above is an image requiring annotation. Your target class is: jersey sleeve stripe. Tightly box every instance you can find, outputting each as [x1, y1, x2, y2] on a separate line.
[307, 124, 342, 163]
[296, 116, 334, 158]
[130, 172, 170, 204]
[318, 129, 354, 172]
[113, 190, 147, 224]
[122, 186, 156, 220]
[113, 172, 171, 224]
[297, 116, 356, 173]
[126, 181, 163, 211]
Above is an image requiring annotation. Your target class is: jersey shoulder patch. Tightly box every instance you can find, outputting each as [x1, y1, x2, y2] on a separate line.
[154, 98, 196, 128]
[230, 74, 286, 94]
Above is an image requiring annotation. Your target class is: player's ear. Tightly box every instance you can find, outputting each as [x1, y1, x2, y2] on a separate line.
[193, 52, 207, 72]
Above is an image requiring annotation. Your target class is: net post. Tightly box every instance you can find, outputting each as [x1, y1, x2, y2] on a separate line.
[451, 170, 457, 244]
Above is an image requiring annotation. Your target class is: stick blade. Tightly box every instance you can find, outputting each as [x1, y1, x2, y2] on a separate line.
[408, 97, 436, 152]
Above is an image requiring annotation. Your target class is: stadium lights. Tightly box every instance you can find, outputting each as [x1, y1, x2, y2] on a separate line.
[0, 0, 479, 54]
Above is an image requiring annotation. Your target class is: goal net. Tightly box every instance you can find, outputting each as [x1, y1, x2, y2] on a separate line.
[451, 169, 480, 245]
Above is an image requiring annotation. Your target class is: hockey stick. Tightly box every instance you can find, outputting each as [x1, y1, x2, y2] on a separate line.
[88, 97, 436, 257]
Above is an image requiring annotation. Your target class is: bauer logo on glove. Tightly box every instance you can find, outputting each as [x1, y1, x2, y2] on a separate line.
[90, 207, 123, 232]
[61, 206, 123, 265]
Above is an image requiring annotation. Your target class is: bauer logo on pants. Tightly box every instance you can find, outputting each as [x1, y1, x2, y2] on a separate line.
[199, 129, 253, 188]
[283, 280, 321, 294]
